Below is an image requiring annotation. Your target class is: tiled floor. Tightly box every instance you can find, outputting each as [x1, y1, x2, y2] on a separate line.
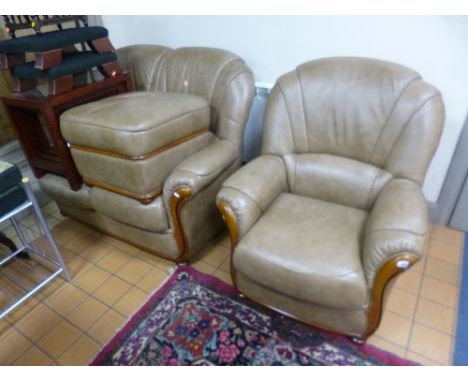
[0, 201, 465, 365]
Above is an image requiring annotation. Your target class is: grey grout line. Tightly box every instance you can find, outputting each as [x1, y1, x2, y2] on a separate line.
[5, 207, 464, 365]
[403, 239, 430, 361]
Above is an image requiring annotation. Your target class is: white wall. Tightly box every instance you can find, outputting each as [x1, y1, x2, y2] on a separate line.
[102, 15, 468, 203]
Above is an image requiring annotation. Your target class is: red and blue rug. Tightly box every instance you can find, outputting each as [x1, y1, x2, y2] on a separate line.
[91, 266, 415, 366]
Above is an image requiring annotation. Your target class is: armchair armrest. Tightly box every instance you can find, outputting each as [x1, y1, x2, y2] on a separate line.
[216, 155, 288, 244]
[163, 139, 238, 202]
[363, 179, 429, 284]
[161, 139, 239, 262]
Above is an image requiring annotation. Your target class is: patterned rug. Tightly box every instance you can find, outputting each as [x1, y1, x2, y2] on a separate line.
[91, 266, 416, 366]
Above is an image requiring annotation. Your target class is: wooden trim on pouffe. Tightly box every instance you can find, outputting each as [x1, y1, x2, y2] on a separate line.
[363, 253, 418, 339]
[70, 130, 210, 162]
[217, 200, 420, 343]
[171, 186, 193, 264]
[83, 177, 162, 205]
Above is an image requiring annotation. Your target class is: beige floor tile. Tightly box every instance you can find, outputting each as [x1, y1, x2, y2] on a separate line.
[45, 216, 61, 231]
[73, 265, 112, 294]
[366, 335, 406, 358]
[51, 210, 68, 222]
[34, 275, 67, 302]
[66, 296, 108, 331]
[102, 236, 141, 256]
[213, 269, 234, 286]
[58, 334, 101, 365]
[372, 311, 412, 348]
[425, 257, 460, 285]
[431, 225, 464, 247]
[197, 244, 230, 268]
[133, 250, 163, 266]
[406, 351, 442, 366]
[115, 257, 153, 284]
[21, 214, 37, 228]
[191, 261, 217, 275]
[408, 323, 452, 365]
[113, 287, 149, 317]
[383, 287, 418, 319]
[410, 255, 427, 273]
[14, 304, 62, 342]
[65, 252, 93, 279]
[1, 225, 16, 239]
[155, 258, 176, 272]
[210, 230, 231, 248]
[92, 276, 132, 306]
[136, 267, 170, 293]
[96, 248, 133, 274]
[42, 201, 59, 216]
[87, 309, 126, 345]
[392, 269, 422, 294]
[5, 297, 41, 324]
[219, 256, 231, 273]
[415, 298, 455, 335]
[80, 240, 115, 264]
[428, 240, 462, 265]
[0, 328, 32, 365]
[37, 320, 82, 358]
[44, 283, 88, 316]
[420, 276, 458, 308]
[63, 230, 98, 254]
[0, 318, 11, 337]
[13, 345, 54, 365]
[52, 224, 78, 247]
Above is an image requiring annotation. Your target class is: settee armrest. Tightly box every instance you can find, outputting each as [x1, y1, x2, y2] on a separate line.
[216, 155, 288, 244]
[163, 139, 238, 204]
[363, 179, 429, 285]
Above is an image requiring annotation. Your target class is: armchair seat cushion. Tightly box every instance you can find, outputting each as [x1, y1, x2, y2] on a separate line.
[234, 193, 369, 310]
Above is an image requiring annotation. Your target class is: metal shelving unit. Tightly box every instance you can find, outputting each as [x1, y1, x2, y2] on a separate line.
[0, 177, 70, 319]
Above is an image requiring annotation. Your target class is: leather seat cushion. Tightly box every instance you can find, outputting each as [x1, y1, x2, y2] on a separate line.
[234, 193, 369, 310]
[60, 91, 211, 157]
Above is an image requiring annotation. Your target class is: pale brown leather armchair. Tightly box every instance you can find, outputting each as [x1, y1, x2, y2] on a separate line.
[216, 57, 444, 341]
[39, 45, 254, 263]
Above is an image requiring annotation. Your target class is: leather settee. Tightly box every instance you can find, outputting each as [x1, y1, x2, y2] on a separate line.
[216, 57, 444, 341]
[38, 44, 254, 263]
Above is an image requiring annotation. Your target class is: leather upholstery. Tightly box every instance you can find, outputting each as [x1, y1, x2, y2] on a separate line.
[89, 188, 168, 233]
[117, 45, 254, 151]
[38, 44, 254, 262]
[61, 91, 211, 156]
[217, 57, 444, 338]
[234, 193, 369, 309]
[70, 131, 214, 195]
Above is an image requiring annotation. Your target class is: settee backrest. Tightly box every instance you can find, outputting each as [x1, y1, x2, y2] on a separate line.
[261, 57, 444, 209]
[117, 44, 254, 152]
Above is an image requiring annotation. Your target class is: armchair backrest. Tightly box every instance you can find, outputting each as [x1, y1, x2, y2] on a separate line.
[117, 44, 254, 152]
[262, 57, 444, 209]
